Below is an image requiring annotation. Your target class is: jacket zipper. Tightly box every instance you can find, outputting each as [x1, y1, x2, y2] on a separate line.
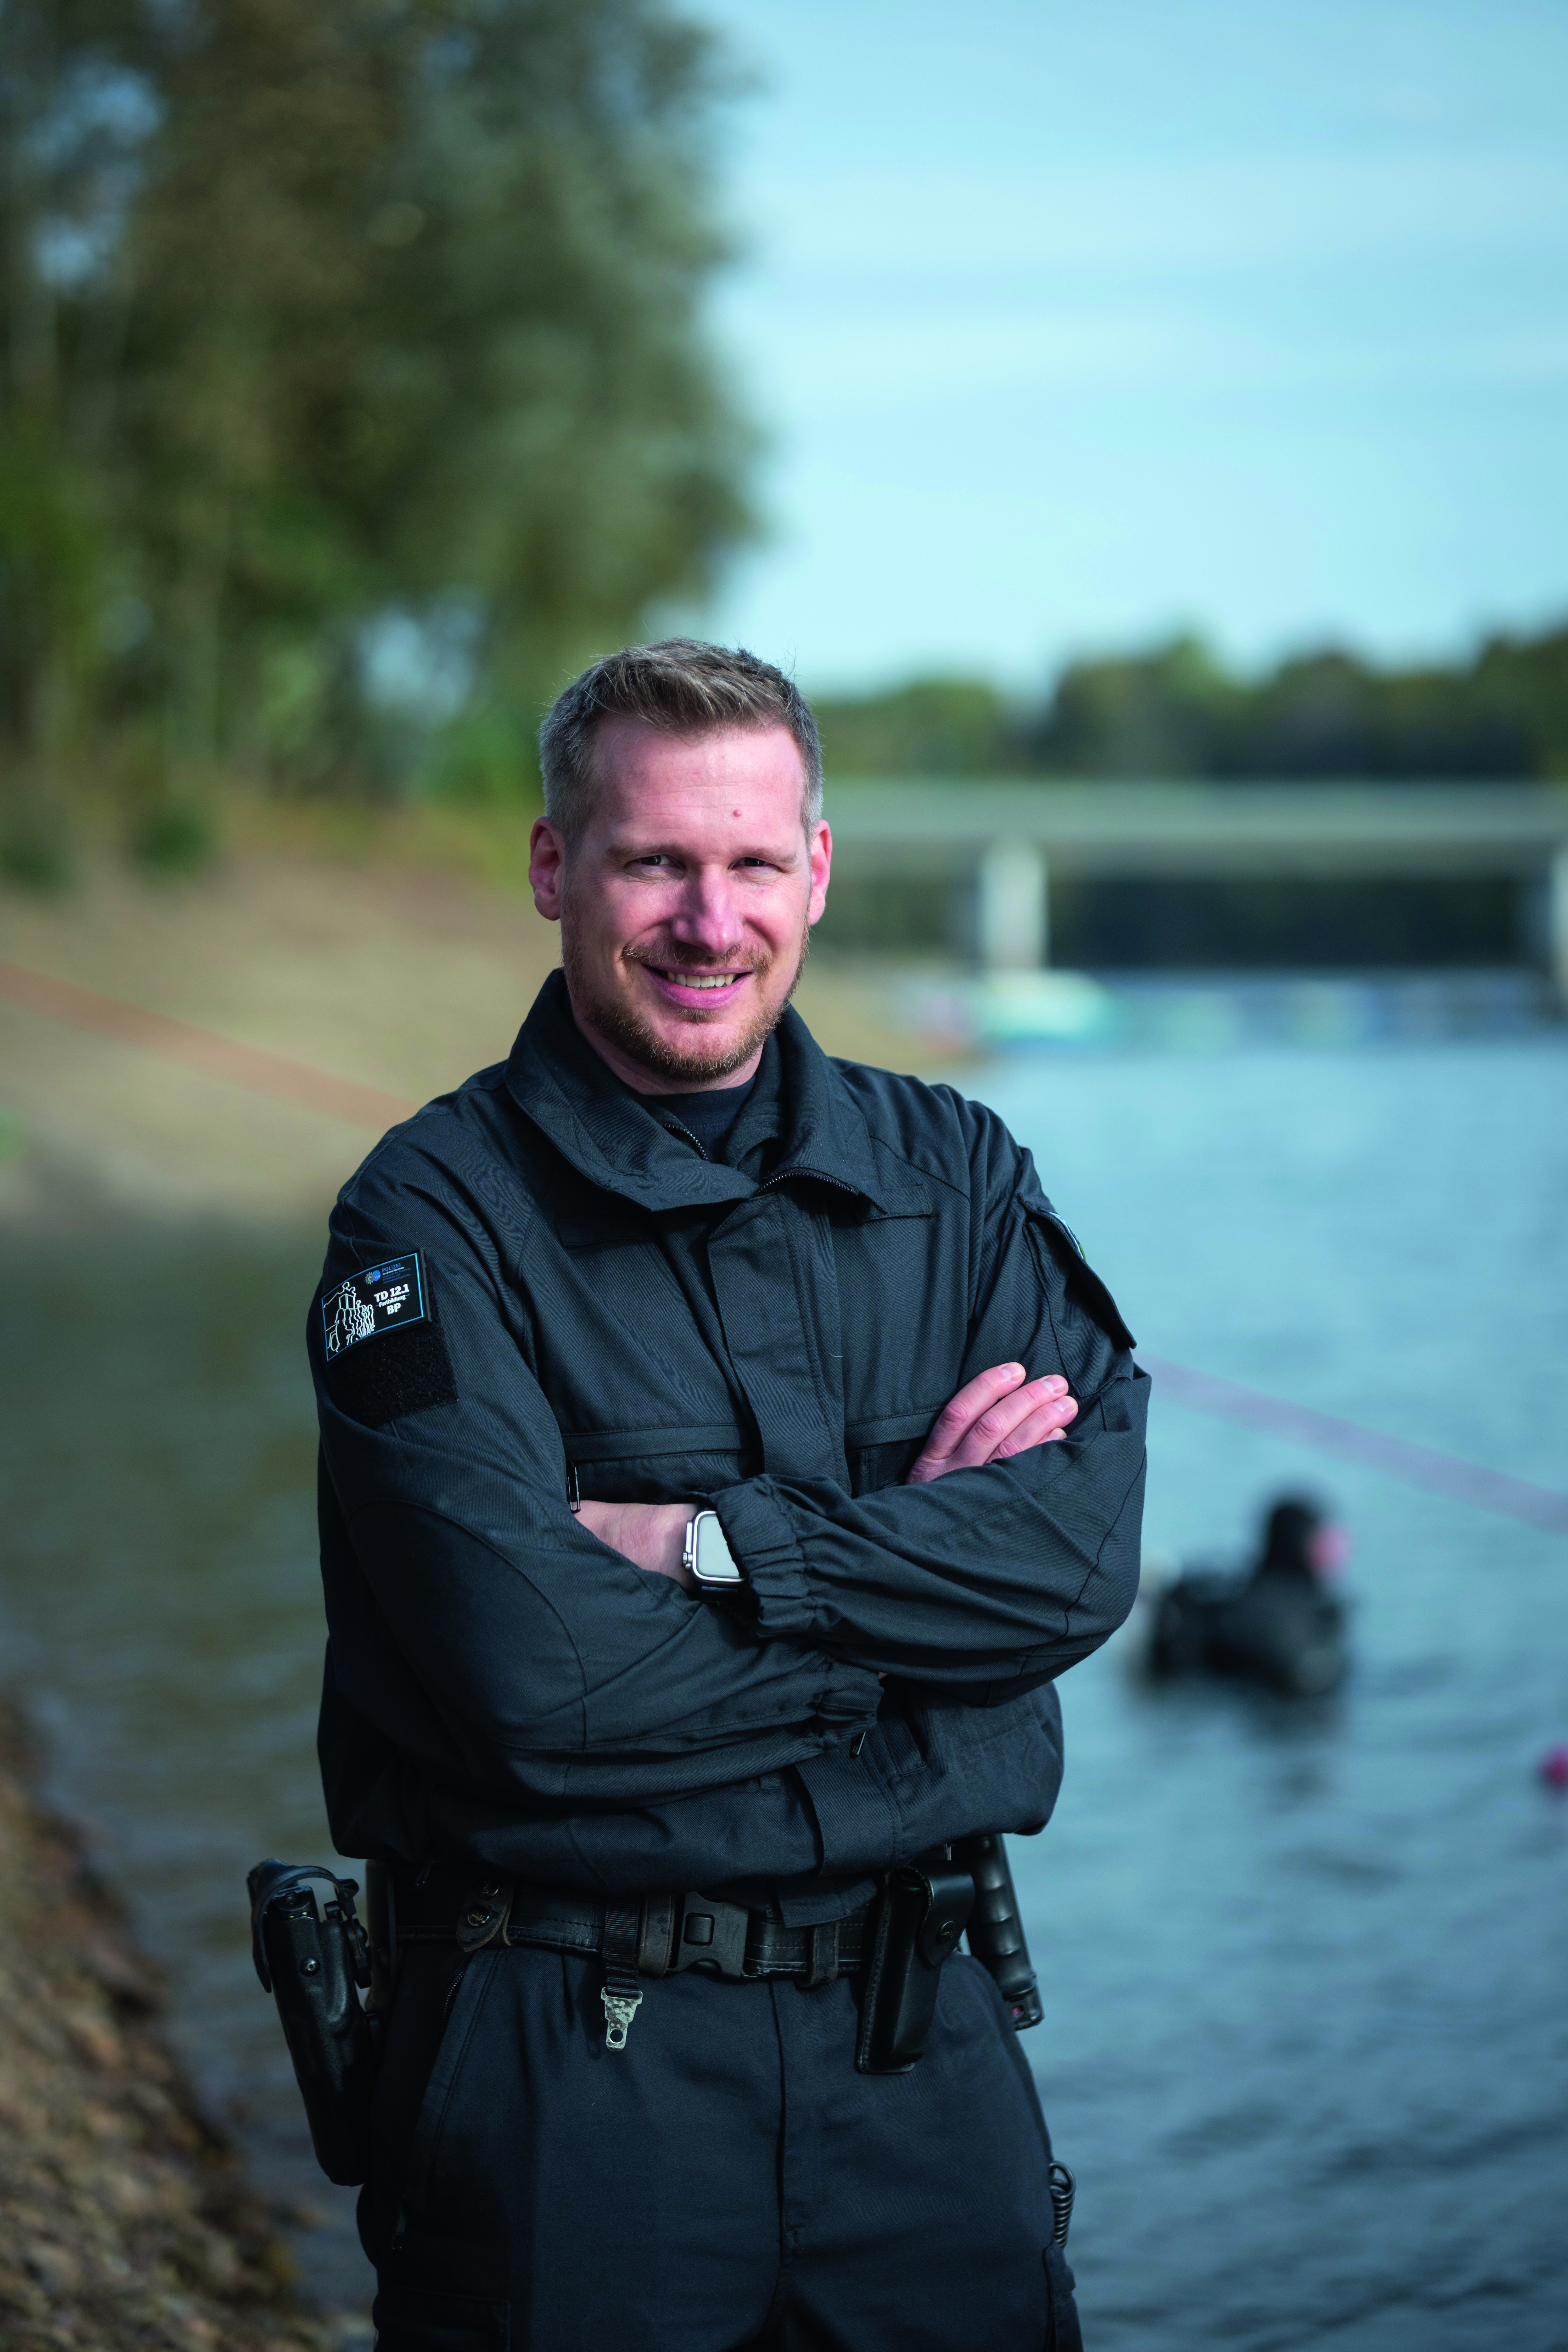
[654, 1116, 710, 1161]
[760, 1167, 861, 1197]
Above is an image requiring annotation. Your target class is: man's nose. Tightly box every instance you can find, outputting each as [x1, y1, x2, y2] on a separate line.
[665, 866, 743, 952]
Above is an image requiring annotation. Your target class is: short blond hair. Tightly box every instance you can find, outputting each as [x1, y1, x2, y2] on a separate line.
[539, 639, 823, 847]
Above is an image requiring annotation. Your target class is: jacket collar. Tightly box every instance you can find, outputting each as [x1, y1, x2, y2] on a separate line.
[502, 968, 897, 1214]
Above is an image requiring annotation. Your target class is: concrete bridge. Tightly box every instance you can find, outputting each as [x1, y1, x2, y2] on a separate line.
[821, 781, 1568, 989]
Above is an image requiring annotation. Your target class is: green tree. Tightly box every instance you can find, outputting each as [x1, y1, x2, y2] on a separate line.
[1030, 636, 1241, 777]
[812, 677, 1021, 778]
[810, 625, 1568, 785]
[1467, 624, 1568, 780]
[0, 0, 154, 868]
[0, 0, 755, 860]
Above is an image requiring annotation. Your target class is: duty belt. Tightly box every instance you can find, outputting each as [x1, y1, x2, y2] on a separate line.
[391, 1866, 872, 1989]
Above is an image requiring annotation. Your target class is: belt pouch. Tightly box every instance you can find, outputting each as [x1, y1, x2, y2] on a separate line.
[855, 1856, 974, 2075]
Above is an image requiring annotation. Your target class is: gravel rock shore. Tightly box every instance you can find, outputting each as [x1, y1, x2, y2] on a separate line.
[0, 1701, 335, 2352]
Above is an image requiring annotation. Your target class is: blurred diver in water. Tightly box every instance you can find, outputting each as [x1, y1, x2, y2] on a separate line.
[1149, 1496, 1350, 1697]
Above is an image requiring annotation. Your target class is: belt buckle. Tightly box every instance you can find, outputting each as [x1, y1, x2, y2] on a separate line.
[669, 1891, 752, 1981]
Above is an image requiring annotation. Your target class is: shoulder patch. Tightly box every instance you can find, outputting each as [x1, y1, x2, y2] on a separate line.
[323, 1253, 428, 1356]
[321, 1250, 458, 1429]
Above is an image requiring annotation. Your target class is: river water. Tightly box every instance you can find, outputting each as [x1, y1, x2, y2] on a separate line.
[2, 1012, 1566, 2349]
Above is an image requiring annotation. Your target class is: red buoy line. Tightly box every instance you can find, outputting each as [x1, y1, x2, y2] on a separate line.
[0, 956, 419, 1131]
[4, 955, 1564, 1537]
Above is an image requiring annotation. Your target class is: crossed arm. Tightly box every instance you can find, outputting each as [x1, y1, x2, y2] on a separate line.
[578, 1363, 1080, 1588]
[316, 1125, 1147, 1806]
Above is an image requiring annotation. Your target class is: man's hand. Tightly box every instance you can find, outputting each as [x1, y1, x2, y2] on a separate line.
[576, 1364, 1074, 1569]
[576, 1498, 699, 1589]
[906, 1364, 1078, 1485]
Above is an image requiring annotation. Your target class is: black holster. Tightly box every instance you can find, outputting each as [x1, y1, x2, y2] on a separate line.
[855, 1854, 975, 2074]
[248, 1858, 381, 2186]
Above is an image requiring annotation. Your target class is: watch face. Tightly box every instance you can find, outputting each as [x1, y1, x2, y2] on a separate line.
[695, 1514, 743, 1585]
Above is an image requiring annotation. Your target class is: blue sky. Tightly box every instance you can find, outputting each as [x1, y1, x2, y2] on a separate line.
[690, 0, 1568, 692]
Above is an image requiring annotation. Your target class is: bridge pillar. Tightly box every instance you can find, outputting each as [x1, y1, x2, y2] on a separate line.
[1552, 846, 1568, 1006]
[976, 838, 1048, 970]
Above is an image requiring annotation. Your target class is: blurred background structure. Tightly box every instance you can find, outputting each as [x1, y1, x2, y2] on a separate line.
[2, 3, 1566, 2349]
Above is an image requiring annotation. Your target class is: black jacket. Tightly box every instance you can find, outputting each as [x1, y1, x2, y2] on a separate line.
[310, 972, 1147, 1921]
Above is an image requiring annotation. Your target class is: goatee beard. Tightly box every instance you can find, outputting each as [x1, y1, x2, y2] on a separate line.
[562, 933, 809, 1085]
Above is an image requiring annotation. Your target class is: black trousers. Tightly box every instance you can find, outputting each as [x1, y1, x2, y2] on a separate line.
[362, 1939, 1083, 2351]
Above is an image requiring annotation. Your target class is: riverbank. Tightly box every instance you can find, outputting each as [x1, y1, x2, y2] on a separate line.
[0, 1698, 334, 2352]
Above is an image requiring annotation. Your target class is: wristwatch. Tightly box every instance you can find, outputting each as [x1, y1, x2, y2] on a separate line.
[682, 1509, 744, 1594]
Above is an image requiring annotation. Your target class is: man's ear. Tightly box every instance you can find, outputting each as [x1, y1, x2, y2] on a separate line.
[806, 819, 832, 928]
[530, 818, 567, 923]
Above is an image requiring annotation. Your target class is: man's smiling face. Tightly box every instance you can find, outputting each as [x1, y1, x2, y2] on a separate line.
[528, 718, 832, 1092]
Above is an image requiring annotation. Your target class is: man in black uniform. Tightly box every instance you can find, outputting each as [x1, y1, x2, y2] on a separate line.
[309, 641, 1146, 2351]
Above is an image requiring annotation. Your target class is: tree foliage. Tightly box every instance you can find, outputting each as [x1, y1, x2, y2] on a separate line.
[809, 678, 1031, 782]
[813, 625, 1568, 784]
[0, 0, 754, 856]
